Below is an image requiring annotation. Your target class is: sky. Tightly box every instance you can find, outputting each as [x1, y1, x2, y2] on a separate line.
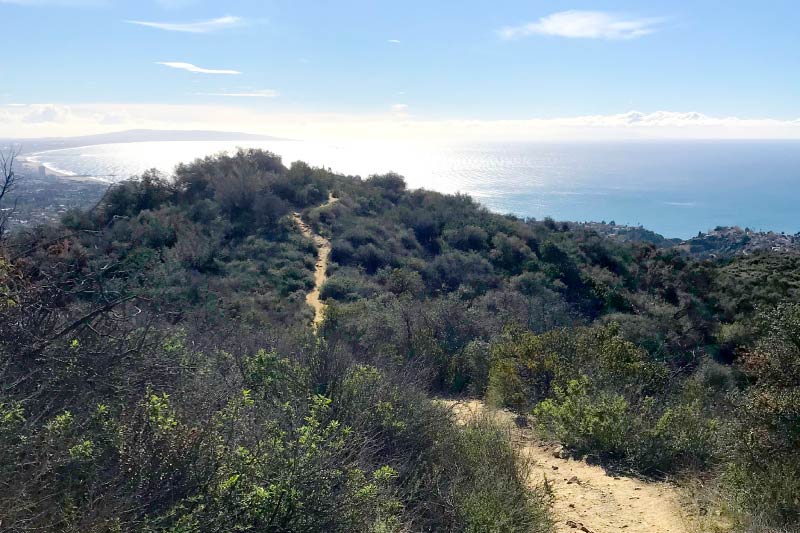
[2, 0, 800, 140]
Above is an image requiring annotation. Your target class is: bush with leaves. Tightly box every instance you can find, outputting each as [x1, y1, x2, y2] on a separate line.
[721, 304, 800, 528]
[533, 376, 720, 473]
[488, 325, 720, 473]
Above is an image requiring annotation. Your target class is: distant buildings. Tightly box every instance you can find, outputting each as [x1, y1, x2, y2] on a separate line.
[38, 165, 47, 178]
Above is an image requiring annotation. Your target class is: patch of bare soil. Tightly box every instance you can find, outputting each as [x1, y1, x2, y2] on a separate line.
[444, 399, 696, 533]
[293, 194, 338, 328]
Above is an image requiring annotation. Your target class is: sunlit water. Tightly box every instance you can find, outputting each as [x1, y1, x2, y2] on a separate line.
[26, 139, 800, 239]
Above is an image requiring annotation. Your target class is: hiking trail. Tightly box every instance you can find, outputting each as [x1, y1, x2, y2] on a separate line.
[444, 399, 695, 533]
[293, 194, 338, 328]
[293, 196, 697, 531]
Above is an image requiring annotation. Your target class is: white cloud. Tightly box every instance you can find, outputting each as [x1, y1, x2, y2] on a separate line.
[2, 104, 800, 141]
[197, 89, 279, 98]
[156, 62, 241, 75]
[126, 15, 243, 34]
[21, 104, 73, 123]
[387, 39, 401, 44]
[500, 10, 664, 40]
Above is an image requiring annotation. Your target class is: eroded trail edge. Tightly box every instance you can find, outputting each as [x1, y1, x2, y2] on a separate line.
[444, 400, 692, 533]
[293, 195, 338, 327]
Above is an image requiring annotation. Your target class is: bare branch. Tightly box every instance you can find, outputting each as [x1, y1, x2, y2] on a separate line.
[0, 146, 22, 240]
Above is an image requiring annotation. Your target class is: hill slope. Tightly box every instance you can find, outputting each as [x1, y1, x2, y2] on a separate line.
[1, 148, 798, 531]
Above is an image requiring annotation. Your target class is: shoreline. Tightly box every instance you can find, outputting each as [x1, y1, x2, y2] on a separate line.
[17, 155, 112, 184]
[8, 141, 799, 241]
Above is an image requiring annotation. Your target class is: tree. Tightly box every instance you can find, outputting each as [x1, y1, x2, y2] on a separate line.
[0, 147, 21, 240]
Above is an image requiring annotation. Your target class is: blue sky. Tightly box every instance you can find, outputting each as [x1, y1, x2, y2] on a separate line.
[3, 0, 800, 139]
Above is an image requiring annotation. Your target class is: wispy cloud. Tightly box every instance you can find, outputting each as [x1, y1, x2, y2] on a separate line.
[664, 201, 698, 208]
[197, 90, 279, 98]
[391, 103, 409, 118]
[387, 39, 401, 44]
[127, 15, 243, 34]
[21, 103, 73, 123]
[156, 62, 241, 75]
[499, 10, 664, 40]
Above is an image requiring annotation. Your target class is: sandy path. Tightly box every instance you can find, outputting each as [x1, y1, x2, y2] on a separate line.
[444, 399, 692, 533]
[293, 194, 338, 328]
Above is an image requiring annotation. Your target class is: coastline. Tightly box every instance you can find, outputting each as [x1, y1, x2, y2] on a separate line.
[8, 139, 800, 240]
[17, 155, 111, 183]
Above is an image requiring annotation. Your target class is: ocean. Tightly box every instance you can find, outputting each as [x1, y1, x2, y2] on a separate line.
[25, 139, 800, 239]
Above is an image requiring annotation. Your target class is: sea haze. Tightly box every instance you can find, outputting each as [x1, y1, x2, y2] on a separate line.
[24, 139, 800, 239]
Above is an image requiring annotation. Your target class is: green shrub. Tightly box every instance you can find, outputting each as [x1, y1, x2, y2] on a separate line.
[448, 417, 553, 532]
[486, 324, 667, 412]
[445, 224, 489, 252]
[168, 394, 400, 532]
[534, 376, 630, 460]
[449, 340, 492, 395]
[721, 304, 800, 528]
[534, 377, 720, 473]
[487, 326, 717, 473]
[320, 274, 378, 301]
[327, 364, 553, 531]
[650, 399, 720, 470]
[486, 327, 566, 409]
[722, 460, 800, 530]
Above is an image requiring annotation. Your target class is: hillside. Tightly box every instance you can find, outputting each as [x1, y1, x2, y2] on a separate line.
[675, 226, 800, 258]
[583, 221, 800, 259]
[1, 149, 798, 532]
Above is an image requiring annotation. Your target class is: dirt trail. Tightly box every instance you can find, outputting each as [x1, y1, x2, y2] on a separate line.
[444, 400, 693, 533]
[293, 194, 338, 328]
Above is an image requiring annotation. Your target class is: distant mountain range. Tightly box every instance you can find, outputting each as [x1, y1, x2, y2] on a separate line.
[3, 129, 283, 153]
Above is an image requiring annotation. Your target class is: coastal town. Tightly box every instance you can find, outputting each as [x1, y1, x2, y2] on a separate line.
[2, 163, 107, 229]
[582, 221, 800, 259]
